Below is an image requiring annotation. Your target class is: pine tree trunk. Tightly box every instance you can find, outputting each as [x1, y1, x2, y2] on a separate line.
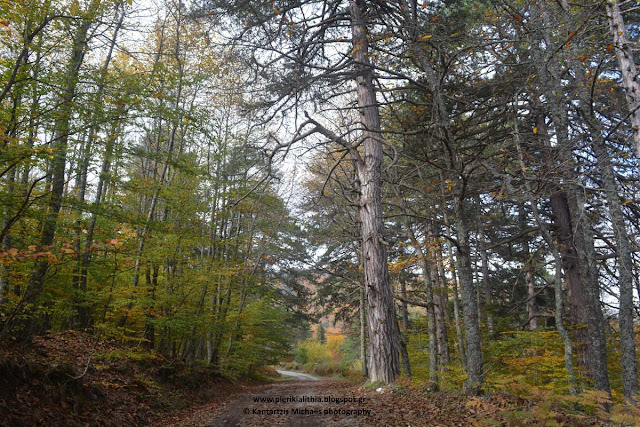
[453, 192, 484, 394]
[360, 280, 368, 377]
[400, 278, 409, 330]
[396, 317, 412, 378]
[440, 174, 466, 370]
[349, 0, 399, 383]
[591, 133, 638, 401]
[606, 0, 640, 160]
[476, 195, 494, 338]
[432, 239, 451, 367]
[570, 189, 611, 397]
[407, 221, 440, 385]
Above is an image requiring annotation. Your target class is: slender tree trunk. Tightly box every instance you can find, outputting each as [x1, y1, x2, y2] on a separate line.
[453, 191, 484, 394]
[570, 189, 611, 397]
[400, 278, 409, 330]
[519, 203, 538, 330]
[476, 195, 494, 338]
[144, 262, 159, 349]
[591, 134, 638, 402]
[396, 315, 412, 378]
[432, 236, 451, 368]
[440, 174, 466, 370]
[525, 263, 538, 330]
[407, 223, 438, 385]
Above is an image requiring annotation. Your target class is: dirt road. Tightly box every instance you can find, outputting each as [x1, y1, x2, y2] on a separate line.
[209, 371, 370, 427]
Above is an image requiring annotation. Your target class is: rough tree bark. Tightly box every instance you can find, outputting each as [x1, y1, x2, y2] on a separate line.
[606, 0, 640, 160]
[440, 174, 466, 370]
[453, 188, 484, 394]
[349, 0, 400, 383]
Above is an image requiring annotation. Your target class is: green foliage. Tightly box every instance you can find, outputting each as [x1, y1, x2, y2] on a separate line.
[292, 331, 363, 377]
[224, 296, 294, 376]
[295, 340, 332, 369]
[316, 322, 326, 344]
[486, 330, 572, 393]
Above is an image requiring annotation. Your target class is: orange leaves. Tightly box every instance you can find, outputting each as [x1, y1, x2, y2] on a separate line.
[0, 237, 125, 266]
[465, 397, 492, 413]
[106, 239, 123, 249]
[564, 30, 577, 48]
[0, 246, 59, 265]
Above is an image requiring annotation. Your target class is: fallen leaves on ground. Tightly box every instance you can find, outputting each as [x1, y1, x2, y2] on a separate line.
[0, 333, 614, 426]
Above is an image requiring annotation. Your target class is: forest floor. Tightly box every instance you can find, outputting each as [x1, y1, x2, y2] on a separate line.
[0, 331, 617, 426]
[157, 372, 615, 427]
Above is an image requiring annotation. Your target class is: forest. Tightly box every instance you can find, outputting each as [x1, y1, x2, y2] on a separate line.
[1, 0, 640, 425]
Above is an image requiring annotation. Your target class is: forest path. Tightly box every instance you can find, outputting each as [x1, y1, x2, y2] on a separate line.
[210, 370, 369, 427]
[274, 369, 321, 381]
[162, 372, 371, 426]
